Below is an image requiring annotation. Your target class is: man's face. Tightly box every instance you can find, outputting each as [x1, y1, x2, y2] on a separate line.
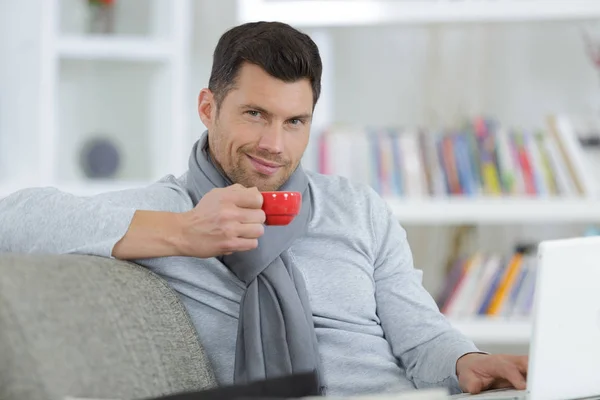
[198, 63, 313, 191]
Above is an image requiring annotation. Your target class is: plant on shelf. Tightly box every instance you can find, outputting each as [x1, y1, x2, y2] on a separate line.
[87, 0, 116, 34]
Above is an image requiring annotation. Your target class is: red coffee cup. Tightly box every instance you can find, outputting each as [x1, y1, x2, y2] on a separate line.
[261, 191, 302, 226]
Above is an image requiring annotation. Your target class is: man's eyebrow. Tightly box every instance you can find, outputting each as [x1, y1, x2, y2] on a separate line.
[240, 103, 312, 120]
[289, 112, 313, 121]
[240, 103, 272, 116]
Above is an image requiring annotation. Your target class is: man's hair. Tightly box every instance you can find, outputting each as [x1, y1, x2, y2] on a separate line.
[208, 21, 322, 109]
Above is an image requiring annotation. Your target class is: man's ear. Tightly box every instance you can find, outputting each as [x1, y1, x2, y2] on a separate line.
[198, 88, 215, 127]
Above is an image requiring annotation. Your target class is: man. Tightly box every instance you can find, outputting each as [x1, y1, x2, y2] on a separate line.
[0, 21, 527, 397]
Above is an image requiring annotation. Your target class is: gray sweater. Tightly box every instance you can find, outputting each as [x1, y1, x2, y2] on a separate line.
[0, 171, 479, 396]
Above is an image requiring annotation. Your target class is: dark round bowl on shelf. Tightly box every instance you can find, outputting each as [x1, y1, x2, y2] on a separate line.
[79, 136, 121, 179]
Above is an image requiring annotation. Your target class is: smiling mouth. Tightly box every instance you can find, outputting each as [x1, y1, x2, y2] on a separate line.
[246, 154, 283, 176]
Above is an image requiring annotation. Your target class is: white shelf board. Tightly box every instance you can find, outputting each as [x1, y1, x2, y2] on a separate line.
[57, 36, 173, 61]
[449, 318, 531, 344]
[385, 197, 600, 224]
[54, 180, 153, 196]
[238, 0, 600, 27]
[0, 181, 153, 199]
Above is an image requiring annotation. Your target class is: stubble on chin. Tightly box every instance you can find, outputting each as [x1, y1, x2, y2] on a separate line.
[229, 156, 290, 191]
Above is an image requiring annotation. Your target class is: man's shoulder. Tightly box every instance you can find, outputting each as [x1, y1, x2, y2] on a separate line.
[305, 170, 380, 203]
[305, 170, 396, 226]
[99, 173, 194, 213]
[153, 173, 196, 211]
[304, 171, 396, 254]
[305, 170, 392, 227]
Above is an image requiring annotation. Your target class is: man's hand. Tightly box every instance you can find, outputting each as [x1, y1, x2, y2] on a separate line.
[112, 183, 265, 260]
[456, 353, 528, 394]
[177, 184, 266, 258]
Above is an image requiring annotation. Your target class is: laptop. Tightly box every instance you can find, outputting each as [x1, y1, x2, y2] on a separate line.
[452, 236, 600, 400]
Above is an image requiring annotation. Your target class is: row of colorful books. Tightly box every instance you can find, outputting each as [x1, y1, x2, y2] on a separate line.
[436, 248, 537, 320]
[317, 114, 597, 198]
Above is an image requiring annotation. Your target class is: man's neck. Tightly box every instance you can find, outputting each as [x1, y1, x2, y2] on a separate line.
[204, 140, 230, 183]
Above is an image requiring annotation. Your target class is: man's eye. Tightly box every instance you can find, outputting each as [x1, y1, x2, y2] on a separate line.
[288, 119, 302, 126]
[246, 110, 261, 118]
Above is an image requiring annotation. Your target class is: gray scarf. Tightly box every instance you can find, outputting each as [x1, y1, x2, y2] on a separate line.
[185, 131, 324, 392]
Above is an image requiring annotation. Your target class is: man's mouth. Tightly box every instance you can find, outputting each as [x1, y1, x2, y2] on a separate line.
[246, 154, 283, 176]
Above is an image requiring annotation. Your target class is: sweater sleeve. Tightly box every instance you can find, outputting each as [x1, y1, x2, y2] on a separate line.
[0, 175, 193, 258]
[370, 191, 479, 394]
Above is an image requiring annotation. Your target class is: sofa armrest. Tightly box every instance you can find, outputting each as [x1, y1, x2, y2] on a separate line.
[0, 253, 217, 400]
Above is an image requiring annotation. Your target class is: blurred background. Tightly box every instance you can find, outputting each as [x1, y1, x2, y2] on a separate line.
[3, 0, 600, 357]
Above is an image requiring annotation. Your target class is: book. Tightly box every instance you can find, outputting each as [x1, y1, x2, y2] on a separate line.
[437, 249, 538, 320]
[317, 115, 591, 199]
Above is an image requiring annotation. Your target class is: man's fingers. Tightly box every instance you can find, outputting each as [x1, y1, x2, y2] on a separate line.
[501, 363, 527, 390]
[459, 370, 485, 394]
[238, 209, 266, 224]
[219, 225, 262, 254]
[490, 378, 515, 390]
[514, 355, 529, 375]
[458, 355, 528, 396]
[232, 188, 263, 209]
[228, 183, 246, 191]
[503, 355, 528, 382]
[222, 237, 259, 253]
[236, 222, 265, 239]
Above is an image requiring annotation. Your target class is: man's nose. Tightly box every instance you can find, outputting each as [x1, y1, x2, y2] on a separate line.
[257, 125, 284, 154]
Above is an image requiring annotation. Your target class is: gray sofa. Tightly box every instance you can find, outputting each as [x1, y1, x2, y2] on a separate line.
[0, 253, 452, 400]
[0, 253, 218, 400]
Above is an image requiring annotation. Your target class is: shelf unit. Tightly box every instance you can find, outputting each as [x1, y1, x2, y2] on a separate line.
[0, 0, 193, 195]
[238, 0, 600, 27]
[386, 197, 600, 225]
[237, 0, 600, 230]
[0, 180, 152, 198]
[450, 318, 531, 345]
[57, 36, 173, 61]
[236, 0, 600, 347]
[237, 0, 600, 181]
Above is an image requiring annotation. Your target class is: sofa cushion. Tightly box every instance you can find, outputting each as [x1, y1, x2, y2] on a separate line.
[0, 253, 217, 400]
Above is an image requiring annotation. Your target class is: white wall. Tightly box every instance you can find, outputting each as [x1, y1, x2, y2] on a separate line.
[331, 22, 600, 129]
[187, 0, 239, 150]
[0, 0, 42, 185]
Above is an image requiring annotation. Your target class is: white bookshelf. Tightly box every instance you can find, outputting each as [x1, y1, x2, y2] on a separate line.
[237, 0, 600, 231]
[235, 0, 600, 347]
[450, 319, 531, 345]
[386, 197, 600, 225]
[0, 0, 192, 196]
[0, 180, 151, 198]
[57, 36, 173, 61]
[238, 0, 600, 27]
